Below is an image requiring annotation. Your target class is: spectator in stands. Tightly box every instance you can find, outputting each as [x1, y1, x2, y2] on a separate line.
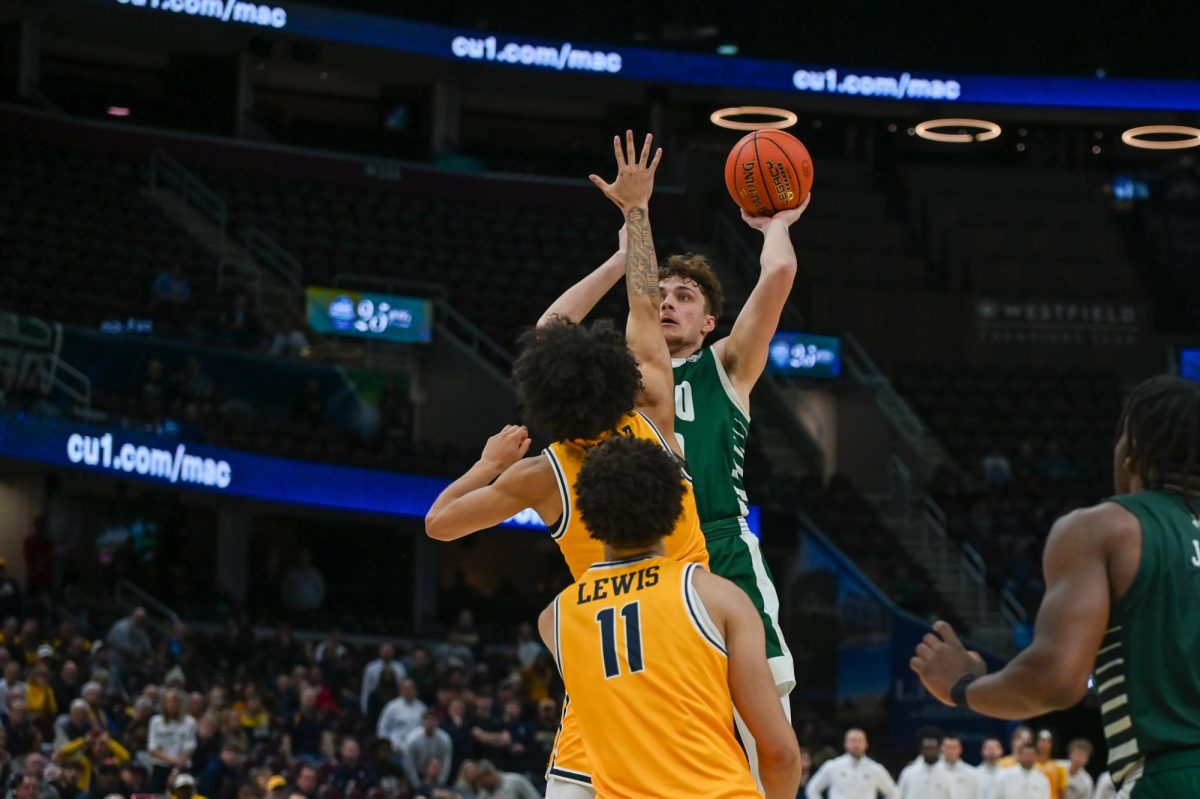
[138, 360, 169, 421]
[120, 764, 149, 798]
[0, 562, 22, 622]
[105, 608, 153, 697]
[3, 700, 41, 756]
[237, 694, 269, 745]
[147, 688, 197, 792]
[1060, 739, 1093, 799]
[898, 734, 943, 798]
[52, 662, 80, 712]
[441, 698, 473, 776]
[804, 728, 896, 799]
[473, 760, 537, 799]
[188, 715, 220, 775]
[121, 696, 151, 756]
[377, 679, 426, 754]
[313, 630, 345, 665]
[217, 710, 247, 755]
[24, 665, 55, 720]
[512, 625, 541, 672]
[445, 611, 479, 660]
[54, 729, 129, 793]
[169, 773, 202, 799]
[404, 711, 451, 789]
[1036, 440, 1074, 481]
[52, 700, 92, 750]
[153, 264, 192, 307]
[10, 773, 40, 799]
[466, 695, 507, 768]
[197, 742, 240, 799]
[174, 358, 215, 408]
[49, 760, 83, 799]
[281, 687, 328, 764]
[268, 319, 309, 360]
[377, 380, 412, 446]
[360, 644, 406, 715]
[185, 691, 205, 721]
[20, 753, 56, 799]
[78, 684, 115, 738]
[330, 737, 375, 791]
[279, 552, 325, 616]
[290, 765, 318, 799]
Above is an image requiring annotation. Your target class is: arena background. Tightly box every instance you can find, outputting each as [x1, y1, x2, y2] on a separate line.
[0, 0, 1198, 794]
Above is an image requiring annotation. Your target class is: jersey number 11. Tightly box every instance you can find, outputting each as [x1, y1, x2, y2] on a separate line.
[596, 603, 645, 679]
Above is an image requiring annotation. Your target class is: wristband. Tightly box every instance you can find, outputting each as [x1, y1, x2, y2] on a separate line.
[950, 674, 976, 709]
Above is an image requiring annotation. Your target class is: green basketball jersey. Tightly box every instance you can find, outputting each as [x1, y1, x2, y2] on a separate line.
[671, 347, 750, 530]
[1095, 490, 1200, 786]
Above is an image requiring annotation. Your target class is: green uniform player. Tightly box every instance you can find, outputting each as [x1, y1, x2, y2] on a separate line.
[911, 376, 1200, 798]
[541, 192, 811, 785]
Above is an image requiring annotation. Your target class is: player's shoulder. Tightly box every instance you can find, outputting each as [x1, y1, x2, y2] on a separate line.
[1049, 500, 1141, 552]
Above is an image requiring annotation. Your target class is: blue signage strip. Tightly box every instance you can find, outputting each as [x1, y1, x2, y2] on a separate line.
[0, 412, 761, 534]
[767, 331, 842, 379]
[100, 0, 1200, 111]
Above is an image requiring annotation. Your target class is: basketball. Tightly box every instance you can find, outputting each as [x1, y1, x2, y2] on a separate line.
[724, 129, 814, 216]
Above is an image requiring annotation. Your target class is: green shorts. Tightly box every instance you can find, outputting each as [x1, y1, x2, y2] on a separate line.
[1128, 750, 1200, 798]
[702, 517, 795, 695]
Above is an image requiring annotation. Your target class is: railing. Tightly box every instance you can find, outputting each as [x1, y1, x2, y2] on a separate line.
[114, 580, 181, 637]
[0, 313, 91, 412]
[244, 224, 304, 300]
[149, 150, 227, 244]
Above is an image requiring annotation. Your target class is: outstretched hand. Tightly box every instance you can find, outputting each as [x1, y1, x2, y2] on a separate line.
[479, 425, 531, 472]
[740, 194, 812, 232]
[909, 620, 987, 706]
[589, 130, 663, 213]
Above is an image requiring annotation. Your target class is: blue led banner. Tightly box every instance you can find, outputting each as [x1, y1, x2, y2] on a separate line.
[767, 331, 842, 379]
[306, 286, 433, 344]
[99, 0, 1200, 111]
[0, 411, 761, 533]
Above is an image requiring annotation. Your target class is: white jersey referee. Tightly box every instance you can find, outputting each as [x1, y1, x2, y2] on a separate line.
[805, 729, 898, 799]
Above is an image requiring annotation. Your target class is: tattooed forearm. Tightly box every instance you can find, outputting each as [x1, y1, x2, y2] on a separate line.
[624, 206, 659, 298]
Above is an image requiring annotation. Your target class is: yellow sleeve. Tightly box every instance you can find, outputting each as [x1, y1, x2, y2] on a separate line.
[107, 739, 132, 763]
[58, 738, 87, 758]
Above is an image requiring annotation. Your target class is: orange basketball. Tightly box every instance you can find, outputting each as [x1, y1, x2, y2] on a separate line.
[724, 129, 814, 217]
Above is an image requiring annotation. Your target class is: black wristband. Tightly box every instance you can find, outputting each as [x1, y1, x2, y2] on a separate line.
[950, 674, 976, 709]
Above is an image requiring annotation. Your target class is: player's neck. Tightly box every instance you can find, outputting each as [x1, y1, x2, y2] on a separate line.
[602, 542, 666, 562]
[667, 340, 703, 359]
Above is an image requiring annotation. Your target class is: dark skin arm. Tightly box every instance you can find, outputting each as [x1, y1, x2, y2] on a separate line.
[911, 502, 1140, 719]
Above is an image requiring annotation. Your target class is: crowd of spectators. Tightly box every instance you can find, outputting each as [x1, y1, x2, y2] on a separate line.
[0, 572, 565, 799]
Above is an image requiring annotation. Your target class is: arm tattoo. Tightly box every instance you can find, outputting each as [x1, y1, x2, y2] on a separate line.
[624, 207, 659, 297]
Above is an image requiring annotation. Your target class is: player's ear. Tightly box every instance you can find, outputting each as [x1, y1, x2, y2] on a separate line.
[702, 314, 716, 335]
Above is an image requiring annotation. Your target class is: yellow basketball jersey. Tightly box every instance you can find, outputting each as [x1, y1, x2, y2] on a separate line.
[553, 556, 760, 799]
[544, 410, 708, 580]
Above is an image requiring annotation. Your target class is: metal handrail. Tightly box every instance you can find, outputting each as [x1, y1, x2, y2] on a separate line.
[114, 580, 181, 637]
[244, 225, 304, 297]
[435, 299, 513, 371]
[49, 355, 91, 411]
[149, 150, 227, 238]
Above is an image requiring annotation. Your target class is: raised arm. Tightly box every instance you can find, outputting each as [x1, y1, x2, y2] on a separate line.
[695, 568, 802, 799]
[425, 425, 557, 540]
[714, 200, 810, 406]
[588, 131, 675, 435]
[537, 227, 626, 327]
[910, 504, 1127, 718]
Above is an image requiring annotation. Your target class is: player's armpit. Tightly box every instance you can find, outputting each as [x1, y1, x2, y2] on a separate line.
[425, 457, 557, 541]
[693, 569, 801, 799]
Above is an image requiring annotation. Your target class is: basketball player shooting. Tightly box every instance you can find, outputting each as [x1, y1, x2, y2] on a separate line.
[540, 136, 810, 784]
[911, 376, 1200, 798]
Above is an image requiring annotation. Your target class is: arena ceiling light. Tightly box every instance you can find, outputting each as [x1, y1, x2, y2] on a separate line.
[913, 118, 1002, 143]
[1121, 125, 1200, 150]
[711, 106, 798, 131]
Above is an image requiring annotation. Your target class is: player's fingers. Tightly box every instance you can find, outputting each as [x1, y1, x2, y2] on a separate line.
[933, 620, 963, 647]
[612, 135, 624, 167]
[797, 193, 813, 213]
[915, 642, 934, 660]
[648, 147, 663, 172]
[588, 174, 610, 191]
[625, 129, 636, 166]
[517, 438, 532, 456]
[922, 632, 943, 650]
[909, 657, 925, 674]
[638, 133, 653, 166]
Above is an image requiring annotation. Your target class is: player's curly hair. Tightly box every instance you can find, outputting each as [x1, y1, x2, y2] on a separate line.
[659, 253, 725, 319]
[1118, 375, 1200, 495]
[575, 436, 686, 549]
[512, 319, 643, 442]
